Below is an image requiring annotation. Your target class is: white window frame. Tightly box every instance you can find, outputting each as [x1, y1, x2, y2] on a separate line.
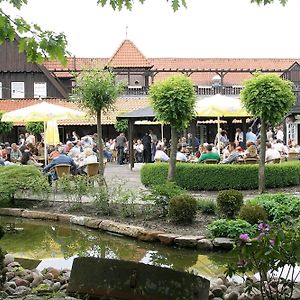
[34, 82, 47, 98]
[11, 82, 25, 98]
[0, 82, 2, 99]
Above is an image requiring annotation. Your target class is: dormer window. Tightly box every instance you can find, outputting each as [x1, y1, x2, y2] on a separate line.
[11, 82, 25, 98]
[34, 82, 47, 98]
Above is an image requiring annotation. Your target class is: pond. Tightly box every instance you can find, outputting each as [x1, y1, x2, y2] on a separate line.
[0, 216, 232, 280]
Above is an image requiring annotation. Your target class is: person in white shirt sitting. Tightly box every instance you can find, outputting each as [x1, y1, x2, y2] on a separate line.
[154, 144, 169, 162]
[176, 144, 188, 162]
[78, 147, 98, 174]
[265, 142, 281, 163]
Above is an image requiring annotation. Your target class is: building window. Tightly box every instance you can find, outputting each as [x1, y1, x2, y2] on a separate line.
[0, 82, 2, 99]
[34, 82, 47, 98]
[11, 82, 25, 98]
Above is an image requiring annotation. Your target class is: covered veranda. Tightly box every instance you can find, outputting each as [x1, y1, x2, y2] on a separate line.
[117, 99, 251, 170]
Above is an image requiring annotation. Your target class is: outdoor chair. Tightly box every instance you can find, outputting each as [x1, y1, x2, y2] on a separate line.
[86, 162, 99, 177]
[244, 158, 258, 164]
[273, 158, 281, 164]
[203, 159, 218, 164]
[287, 152, 299, 161]
[55, 164, 71, 178]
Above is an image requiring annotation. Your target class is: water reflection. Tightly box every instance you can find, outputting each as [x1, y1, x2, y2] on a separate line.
[0, 216, 230, 279]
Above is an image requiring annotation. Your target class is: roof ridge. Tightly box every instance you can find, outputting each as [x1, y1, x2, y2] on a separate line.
[107, 39, 152, 68]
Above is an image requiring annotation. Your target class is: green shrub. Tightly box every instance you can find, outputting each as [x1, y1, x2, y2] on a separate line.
[249, 193, 300, 224]
[168, 194, 197, 224]
[140, 161, 300, 190]
[208, 219, 255, 238]
[144, 182, 186, 217]
[0, 165, 50, 205]
[197, 198, 216, 215]
[239, 203, 267, 225]
[216, 189, 243, 219]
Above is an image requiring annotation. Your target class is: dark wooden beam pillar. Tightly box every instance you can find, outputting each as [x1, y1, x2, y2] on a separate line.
[128, 119, 134, 170]
[127, 69, 130, 85]
[191, 119, 197, 153]
[242, 118, 247, 148]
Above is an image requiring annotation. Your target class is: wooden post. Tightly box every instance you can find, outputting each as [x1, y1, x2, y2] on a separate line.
[191, 119, 197, 153]
[129, 119, 134, 170]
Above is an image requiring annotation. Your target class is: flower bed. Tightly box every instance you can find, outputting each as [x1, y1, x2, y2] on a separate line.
[141, 161, 300, 190]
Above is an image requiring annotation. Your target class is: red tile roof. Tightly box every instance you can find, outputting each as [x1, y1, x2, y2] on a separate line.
[107, 40, 152, 68]
[43, 40, 300, 85]
[0, 98, 150, 126]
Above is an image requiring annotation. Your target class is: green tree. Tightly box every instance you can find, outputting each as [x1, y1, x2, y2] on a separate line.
[149, 75, 196, 181]
[241, 74, 295, 193]
[114, 119, 128, 133]
[72, 68, 124, 175]
[25, 121, 44, 136]
[0, 111, 13, 141]
[0, 0, 286, 65]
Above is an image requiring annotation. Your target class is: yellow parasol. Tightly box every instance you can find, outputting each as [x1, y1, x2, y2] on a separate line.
[195, 94, 250, 153]
[45, 120, 60, 146]
[1, 101, 86, 162]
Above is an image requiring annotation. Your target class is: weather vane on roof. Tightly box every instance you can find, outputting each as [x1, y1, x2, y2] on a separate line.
[125, 25, 128, 39]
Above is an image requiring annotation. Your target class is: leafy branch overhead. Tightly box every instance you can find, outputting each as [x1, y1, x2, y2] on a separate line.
[0, 0, 289, 65]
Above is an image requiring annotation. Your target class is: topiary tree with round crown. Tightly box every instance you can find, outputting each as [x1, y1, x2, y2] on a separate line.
[241, 73, 295, 193]
[72, 68, 124, 175]
[149, 75, 196, 181]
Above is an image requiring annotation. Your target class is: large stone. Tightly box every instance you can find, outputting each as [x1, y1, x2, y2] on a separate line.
[68, 257, 210, 300]
[70, 216, 87, 226]
[157, 233, 181, 245]
[213, 238, 235, 249]
[55, 214, 73, 223]
[47, 268, 60, 279]
[13, 286, 31, 296]
[291, 287, 300, 300]
[30, 272, 43, 288]
[84, 218, 102, 229]
[212, 287, 224, 298]
[175, 236, 205, 248]
[224, 291, 239, 300]
[0, 208, 23, 217]
[21, 210, 58, 221]
[137, 230, 165, 242]
[4, 254, 14, 266]
[99, 220, 144, 238]
[197, 239, 214, 250]
[13, 278, 30, 287]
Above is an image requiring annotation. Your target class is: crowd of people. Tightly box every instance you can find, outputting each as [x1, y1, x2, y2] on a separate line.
[0, 125, 299, 180]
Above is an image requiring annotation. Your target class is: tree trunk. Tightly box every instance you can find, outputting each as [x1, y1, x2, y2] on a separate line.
[97, 110, 104, 176]
[168, 126, 178, 181]
[259, 120, 267, 194]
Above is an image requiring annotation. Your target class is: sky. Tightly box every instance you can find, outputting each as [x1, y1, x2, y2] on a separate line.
[4, 0, 300, 59]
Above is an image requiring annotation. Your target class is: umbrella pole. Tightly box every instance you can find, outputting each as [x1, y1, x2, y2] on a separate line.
[217, 116, 221, 155]
[161, 123, 164, 141]
[44, 121, 47, 165]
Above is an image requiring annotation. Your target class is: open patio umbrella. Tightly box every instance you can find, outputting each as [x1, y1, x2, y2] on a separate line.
[1, 101, 86, 162]
[195, 94, 250, 153]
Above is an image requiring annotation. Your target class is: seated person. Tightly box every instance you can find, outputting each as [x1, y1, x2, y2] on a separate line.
[10, 143, 22, 163]
[244, 141, 258, 158]
[265, 142, 281, 163]
[49, 146, 60, 160]
[20, 148, 42, 166]
[221, 142, 239, 164]
[43, 146, 78, 183]
[77, 147, 98, 174]
[176, 145, 188, 162]
[199, 144, 220, 162]
[154, 145, 170, 162]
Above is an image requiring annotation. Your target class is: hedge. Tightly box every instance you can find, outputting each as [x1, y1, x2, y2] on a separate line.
[0, 165, 49, 204]
[140, 161, 300, 191]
